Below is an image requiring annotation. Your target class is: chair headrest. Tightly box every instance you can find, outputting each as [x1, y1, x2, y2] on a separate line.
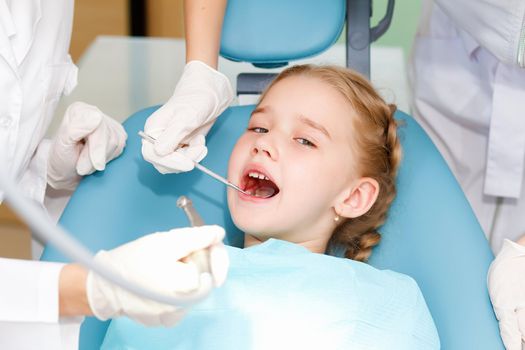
[220, 0, 346, 68]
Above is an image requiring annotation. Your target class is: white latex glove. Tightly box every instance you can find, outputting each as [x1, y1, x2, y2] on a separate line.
[142, 60, 234, 174]
[488, 239, 525, 350]
[47, 102, 127, 191]
[86, 225, 229, 327]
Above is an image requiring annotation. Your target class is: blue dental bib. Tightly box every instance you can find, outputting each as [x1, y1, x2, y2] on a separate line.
[102, 239, 439, 349]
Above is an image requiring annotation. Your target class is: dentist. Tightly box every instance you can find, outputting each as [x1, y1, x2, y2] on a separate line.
[0, 0, 230, 349]
[410, 0, 525, 253]
[409, 0, 525, 348]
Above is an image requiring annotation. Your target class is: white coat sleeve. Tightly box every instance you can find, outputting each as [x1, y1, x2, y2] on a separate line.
[0, 258, 83, 349]
[17, 138, 73, 225]
[0, 139, 52, 205]
[434, 0, 525, 67]
[17, 139, 52, 206]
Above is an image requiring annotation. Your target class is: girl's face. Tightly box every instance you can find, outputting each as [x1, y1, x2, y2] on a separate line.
[227, 75, 360, 251]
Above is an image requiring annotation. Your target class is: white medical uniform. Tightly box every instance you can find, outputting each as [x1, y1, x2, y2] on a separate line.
[409, 0, 525, 253]
[0, 0, 83, 349]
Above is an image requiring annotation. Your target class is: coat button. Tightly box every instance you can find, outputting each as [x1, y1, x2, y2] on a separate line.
[0, 116, 13, 129]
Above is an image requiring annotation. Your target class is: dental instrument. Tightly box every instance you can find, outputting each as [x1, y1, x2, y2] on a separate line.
[138, 131, 249, 196]
[177, 196, 215, 285]
[0, 170, 214, 307]
[177, 196, 205, 227]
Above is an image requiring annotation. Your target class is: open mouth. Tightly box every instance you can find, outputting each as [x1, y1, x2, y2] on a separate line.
[242, 169, 280, 199]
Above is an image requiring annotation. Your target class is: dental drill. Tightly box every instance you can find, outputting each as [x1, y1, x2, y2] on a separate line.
[0, 170, 214, 307]
[177, 196, 215, 286]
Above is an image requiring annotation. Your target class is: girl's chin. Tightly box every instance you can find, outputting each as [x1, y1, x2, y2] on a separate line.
[232, 219, 270, 236]
[235, 222, 265, 235]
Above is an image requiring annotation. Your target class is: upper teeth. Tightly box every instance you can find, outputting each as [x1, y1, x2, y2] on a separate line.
[248, 171, 269, 180]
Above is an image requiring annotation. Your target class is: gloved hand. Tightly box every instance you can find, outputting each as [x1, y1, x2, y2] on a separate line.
[488, 239, 525, 350]
[86, 225, 229, 327]
[142, 60, 234, 174]
[47, 102, 127, 191]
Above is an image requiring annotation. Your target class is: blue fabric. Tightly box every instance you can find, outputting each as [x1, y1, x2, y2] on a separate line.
[101, 239, 439, 350]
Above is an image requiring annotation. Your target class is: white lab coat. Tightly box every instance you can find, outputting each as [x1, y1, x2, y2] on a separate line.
[409, 0, 525, 253]
[0, 0, 83, 349]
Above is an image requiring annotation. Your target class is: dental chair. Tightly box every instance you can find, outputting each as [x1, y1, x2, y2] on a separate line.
[42, 0, 504, 349]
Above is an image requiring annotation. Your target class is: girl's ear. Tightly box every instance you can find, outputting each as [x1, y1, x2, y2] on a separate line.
[335, 178, 379, 219]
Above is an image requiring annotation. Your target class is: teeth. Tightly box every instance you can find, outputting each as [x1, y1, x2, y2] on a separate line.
[248, 171, 269, 180]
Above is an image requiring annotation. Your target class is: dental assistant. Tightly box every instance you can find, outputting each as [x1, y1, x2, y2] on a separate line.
[0, 0, 230, 349]
[410, 0, 525, 253]
[409, 1, 525, 348]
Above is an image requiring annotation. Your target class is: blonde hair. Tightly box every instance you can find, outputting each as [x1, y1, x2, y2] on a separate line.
[259, 64, 402, 262]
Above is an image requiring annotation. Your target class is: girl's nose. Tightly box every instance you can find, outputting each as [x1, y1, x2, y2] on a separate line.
[251, 134, 278, 160]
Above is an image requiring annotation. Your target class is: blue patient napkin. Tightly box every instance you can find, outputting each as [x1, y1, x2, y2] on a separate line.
[102, 239, 439, 349]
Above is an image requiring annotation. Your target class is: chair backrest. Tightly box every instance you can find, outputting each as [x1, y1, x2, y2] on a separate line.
[220, 0, 345, 68]
[42, 1, 504, 349]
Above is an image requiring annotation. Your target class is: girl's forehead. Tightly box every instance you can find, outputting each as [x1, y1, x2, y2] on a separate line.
[260, 76, 356, 133]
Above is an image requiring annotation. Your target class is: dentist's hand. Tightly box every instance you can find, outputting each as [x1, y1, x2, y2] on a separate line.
[142, 60, 234, 174]
[488, 238, 525, 350]
[47, 102, 127, 191]
[86, 225, 229, 327]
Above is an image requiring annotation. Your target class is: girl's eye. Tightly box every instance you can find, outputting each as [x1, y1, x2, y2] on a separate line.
[296, 138, 316, 148]
[248, 127, 268, 133]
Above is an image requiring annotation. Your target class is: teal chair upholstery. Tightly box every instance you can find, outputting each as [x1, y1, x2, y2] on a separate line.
[42, 0, 504, 348]
[42, 106, 504, 349]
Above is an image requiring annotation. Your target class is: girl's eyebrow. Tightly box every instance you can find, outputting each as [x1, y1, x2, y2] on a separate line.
[250, 106, 269, 117]
[299, 115, 331, 140]
[250, 106, 331, 139]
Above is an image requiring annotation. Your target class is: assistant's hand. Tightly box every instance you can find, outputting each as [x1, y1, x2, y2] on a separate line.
[86, 225, 229, 327]
[488, 238, 525, 350]
[142, 60, 233, 174]
[47, 102, 127, 191]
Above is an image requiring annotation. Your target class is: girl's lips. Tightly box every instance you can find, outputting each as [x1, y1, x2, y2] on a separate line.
[238, 163, 280, 201]
[240, 164, 278, 191]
